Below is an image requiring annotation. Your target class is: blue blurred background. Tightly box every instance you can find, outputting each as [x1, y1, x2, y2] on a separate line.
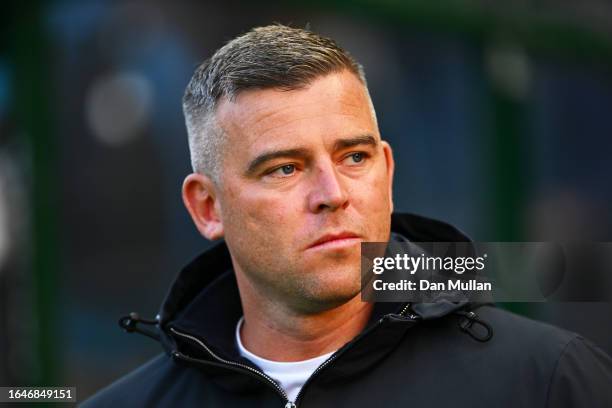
[1, 0, 611, 400]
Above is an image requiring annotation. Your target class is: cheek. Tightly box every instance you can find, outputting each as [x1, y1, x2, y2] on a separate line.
[246, 198, 292, 229]
[222, 185, 300, 239]
[353, 168, 390, 209]
[349, 170, 392, 238]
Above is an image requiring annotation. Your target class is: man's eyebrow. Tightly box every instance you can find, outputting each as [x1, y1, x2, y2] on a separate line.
[245, 148, 309, 175]
[333, 135, 378, 151]
[244, 135, 378, 176]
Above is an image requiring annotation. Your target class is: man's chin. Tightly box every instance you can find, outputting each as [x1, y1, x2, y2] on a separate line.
[291, 279, 363, 314]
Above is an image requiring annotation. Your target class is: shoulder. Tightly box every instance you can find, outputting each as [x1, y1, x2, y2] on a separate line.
[545, 330, 612, 407]
[478, 306, 578, 350]
[476, 306, 612, 406]
[474, 305, 582, 366]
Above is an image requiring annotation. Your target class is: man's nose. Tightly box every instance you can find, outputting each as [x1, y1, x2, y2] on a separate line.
[307, 162, 349, 213]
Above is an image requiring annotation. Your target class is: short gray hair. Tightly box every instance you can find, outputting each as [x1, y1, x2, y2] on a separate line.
[182, 24, 368, 182]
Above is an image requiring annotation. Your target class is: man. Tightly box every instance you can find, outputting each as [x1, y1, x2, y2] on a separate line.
[83, 25, 612, 407]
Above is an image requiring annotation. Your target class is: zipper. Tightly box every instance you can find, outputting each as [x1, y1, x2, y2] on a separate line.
[291, 344, 342, 406]
[169, 327, 290, 405]
[398, 302, 414, 318]
[292, 303, 417, 406]
[171, 303, 417, 408]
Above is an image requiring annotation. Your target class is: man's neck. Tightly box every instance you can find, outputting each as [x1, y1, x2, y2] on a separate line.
[236, 277, 373, 362]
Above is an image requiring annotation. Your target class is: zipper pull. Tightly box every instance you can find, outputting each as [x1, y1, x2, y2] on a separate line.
[285, 402, 296, 408]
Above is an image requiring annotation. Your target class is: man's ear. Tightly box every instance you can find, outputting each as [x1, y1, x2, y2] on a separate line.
[381, 140, 395, 213]
[182, 173, 224, 240]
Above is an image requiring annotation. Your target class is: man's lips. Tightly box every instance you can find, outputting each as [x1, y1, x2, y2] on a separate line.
[307, 232, 362, 250]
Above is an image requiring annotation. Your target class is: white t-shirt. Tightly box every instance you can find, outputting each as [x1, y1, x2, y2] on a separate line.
[235, 317, 335, 402]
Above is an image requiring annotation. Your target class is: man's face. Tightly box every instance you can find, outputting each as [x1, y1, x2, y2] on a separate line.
[214, 70, 394, 312]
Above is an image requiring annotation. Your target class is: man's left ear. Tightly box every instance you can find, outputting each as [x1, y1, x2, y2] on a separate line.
[381, 140, 395, 213]
[182, 173, 224, 240]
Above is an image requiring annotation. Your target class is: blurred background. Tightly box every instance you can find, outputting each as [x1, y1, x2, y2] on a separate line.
[1, 0, 612, 401]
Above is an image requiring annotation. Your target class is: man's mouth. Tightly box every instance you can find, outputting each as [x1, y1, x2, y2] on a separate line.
[307, 232, 362, 250]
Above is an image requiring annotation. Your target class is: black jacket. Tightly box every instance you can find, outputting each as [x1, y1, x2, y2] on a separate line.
[82, 213, 612, 407]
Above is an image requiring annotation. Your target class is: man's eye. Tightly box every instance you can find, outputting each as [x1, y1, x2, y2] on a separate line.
[344, 152, 367, 165]
[269, 164, 296, 177]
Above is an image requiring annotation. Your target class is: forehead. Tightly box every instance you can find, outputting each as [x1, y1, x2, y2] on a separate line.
[215, 70, 377, 151]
